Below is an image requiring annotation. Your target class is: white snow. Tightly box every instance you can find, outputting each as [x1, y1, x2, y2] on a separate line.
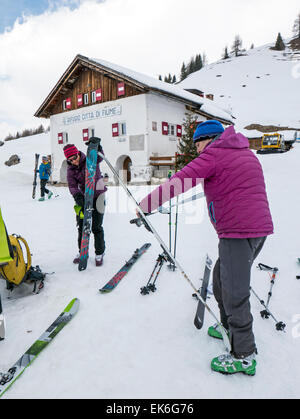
[179, 41, 300, 131]
[0, 133, 300, 399]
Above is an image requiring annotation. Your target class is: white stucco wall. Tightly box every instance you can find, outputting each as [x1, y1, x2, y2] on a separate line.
[50, 92, 206, 183]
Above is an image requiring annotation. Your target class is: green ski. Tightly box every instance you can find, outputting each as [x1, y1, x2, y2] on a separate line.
[0, 298, 79, 398]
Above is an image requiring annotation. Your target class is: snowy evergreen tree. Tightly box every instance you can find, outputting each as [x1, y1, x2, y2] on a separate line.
[176, 112, 199, 170]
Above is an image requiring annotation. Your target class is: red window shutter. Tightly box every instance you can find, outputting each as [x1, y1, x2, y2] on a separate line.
[176, 125, 182, 137]
[112, 123, 119, 137]
[117, 82, 125, 96]
[66, 97, 72, 109]
[95, 89, 102, 102]
[77, 94, 83, 107]
[162, 122, 169, 135]
[58, 133, 63, 144]
[82, 129, 89, 142]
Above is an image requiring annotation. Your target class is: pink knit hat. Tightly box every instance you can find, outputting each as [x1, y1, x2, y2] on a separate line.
[63, 144, 79, 159]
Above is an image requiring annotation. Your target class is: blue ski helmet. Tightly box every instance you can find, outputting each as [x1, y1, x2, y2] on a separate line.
[193, 120, 224, 143]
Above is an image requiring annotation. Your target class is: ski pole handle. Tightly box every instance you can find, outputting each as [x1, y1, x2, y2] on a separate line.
[257, 263, 278, 272]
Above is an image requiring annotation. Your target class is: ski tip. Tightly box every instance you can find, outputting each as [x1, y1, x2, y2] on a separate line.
[65, 298, 80, 312]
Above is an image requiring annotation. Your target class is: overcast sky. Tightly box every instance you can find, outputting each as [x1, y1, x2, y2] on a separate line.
[0, 0, 299, 140]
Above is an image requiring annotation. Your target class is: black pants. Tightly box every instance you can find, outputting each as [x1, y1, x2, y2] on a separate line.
[213, 237, 266, 358]
[77, 206, 105, 256]
[40, 179, 49, 197]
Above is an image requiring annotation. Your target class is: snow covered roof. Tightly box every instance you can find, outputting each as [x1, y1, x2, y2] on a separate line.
[35, 54, 234, 124]
[88, 56, 234, 124]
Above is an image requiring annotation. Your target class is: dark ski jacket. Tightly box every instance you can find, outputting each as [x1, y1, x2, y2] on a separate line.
[66, 151, 107, 202]
[39, 162, 51, 180]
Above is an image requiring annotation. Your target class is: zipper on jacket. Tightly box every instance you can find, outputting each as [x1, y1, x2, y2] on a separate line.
[209, 202, 217, 223]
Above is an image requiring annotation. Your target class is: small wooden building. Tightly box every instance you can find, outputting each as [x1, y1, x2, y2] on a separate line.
[35, 54, 233, 183]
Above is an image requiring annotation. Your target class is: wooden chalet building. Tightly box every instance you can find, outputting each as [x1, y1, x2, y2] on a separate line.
[35, 54, 233, 184]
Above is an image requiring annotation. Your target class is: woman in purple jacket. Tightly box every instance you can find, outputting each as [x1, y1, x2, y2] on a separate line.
[63, 144, 106, 267]
[139, 120, 273, 376]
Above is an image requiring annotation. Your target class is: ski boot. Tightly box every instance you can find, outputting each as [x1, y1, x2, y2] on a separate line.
[95, 254, 104, 267]
[48, 191, 53, 199]
[38, 197, 45, 202]
[211, 352, 256, 376]
[208, 323, 229, 340]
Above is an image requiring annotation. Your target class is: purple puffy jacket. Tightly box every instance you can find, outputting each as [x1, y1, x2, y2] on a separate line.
[140, 126, 273, 239]
[66, 151, 107, 200]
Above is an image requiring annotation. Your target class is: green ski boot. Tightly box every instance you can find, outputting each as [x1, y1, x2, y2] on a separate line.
[38, 197, 45, 202]
[208, 323, 228, 340]
[48, 191, 53, 199]
[211, 353, 256, 376]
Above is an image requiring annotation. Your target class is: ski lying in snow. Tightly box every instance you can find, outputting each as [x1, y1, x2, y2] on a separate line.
[193, 255, 213, 330]
[0, 298, 79, 398]
[100, 243, 151, 293]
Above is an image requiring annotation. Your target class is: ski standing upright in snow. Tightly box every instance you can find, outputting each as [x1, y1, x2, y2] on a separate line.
[193, 255, 213, 329]
[78, 137, 101, 271]
[32, 154, 40, 199]
[100, 243, 151, 293]
[0, 298, 79, 398]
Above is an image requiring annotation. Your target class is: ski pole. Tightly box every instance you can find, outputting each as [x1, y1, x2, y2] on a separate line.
[0, 293, 5, 341]
[99, 152, 232, 352]
[250, 286, 286, 331]
[155, 192, 205, 215]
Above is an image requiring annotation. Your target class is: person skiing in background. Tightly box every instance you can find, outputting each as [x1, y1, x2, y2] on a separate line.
[63, 144, 106, 267]
[138, 120, 273, 376]
[38, 156, 53, 201]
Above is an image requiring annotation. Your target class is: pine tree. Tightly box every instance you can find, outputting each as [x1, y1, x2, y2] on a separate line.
[274, 32, 285, 50]
[158, 75, 162, 81]
[194, 54, 203, 71]
[223, 46, 229, 59]
[231, 35, 243, 56]
[293, 12, 300, 39]
[172, 75, 177, 83]
[180, 62, 187, 81]
[202, 52, 207, 66]
[250, 43, 254, 49]
[176, 112, 199, 170]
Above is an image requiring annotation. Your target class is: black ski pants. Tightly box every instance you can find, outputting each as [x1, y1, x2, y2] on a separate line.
[213, 237, 266, 358]
[77, 201, 105, 256]
[40, 179, 50, 197]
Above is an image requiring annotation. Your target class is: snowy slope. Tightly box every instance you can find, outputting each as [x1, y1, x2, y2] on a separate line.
[0, 135, 300, 399]
[179, 41, 300, 130]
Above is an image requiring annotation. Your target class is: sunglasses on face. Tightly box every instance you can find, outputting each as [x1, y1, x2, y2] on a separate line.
[68, 154, 78, 163]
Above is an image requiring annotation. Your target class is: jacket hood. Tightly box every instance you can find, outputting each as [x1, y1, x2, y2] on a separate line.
[208, 126, 249, 150]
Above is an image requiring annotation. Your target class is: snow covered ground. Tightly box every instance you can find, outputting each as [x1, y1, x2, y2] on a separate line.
[179, 41, 300, 131]
[0, 133, 300, 399]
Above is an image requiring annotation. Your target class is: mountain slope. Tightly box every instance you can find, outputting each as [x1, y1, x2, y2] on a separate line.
[179, 40, 300, 131]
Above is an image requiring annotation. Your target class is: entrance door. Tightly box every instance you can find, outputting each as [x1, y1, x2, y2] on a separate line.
[123, 157, 132, 183]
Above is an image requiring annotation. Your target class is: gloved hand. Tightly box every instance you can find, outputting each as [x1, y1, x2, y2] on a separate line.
[74, 192, 84, 208]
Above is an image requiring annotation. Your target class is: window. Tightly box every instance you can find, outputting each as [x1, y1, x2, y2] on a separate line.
[112, 122, 127, 137]
[169, 124, 175, 136]
[92, 89, 102, 103]
[152, 122, 157, 131]
[84, 93, 89, 105]
[77, 94, 83, 107]
[58, 132, 68, 145]
[117, 82, 125, 96]
[63, 98, 71, 110]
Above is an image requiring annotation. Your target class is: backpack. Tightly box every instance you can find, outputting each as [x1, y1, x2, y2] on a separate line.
[0, 234, 45, 293]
